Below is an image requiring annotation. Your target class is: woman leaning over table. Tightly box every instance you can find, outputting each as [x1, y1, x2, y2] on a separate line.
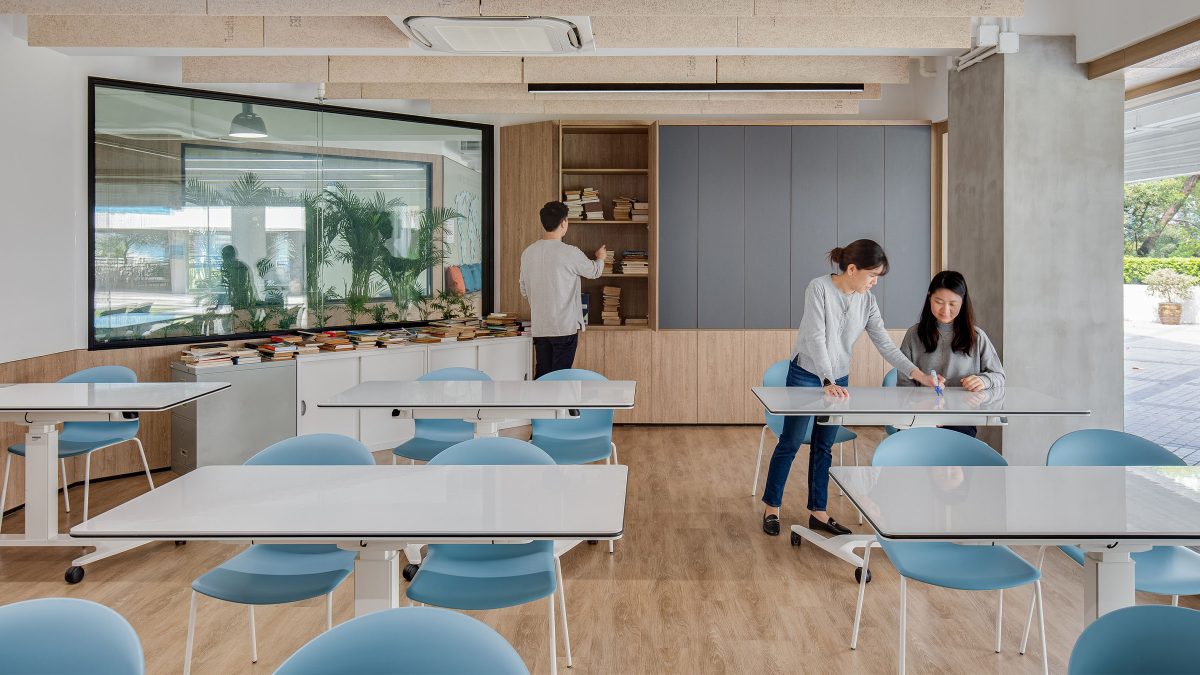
[761, 239, 940, 537]
[897, 270, 1005, 438]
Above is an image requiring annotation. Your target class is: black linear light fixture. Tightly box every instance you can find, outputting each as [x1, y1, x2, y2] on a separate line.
[229, 103, 268, 138]
[527, 82, 866, 94]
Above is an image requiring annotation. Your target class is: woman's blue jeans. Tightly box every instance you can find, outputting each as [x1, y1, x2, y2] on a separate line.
[760, 360, 848, 511]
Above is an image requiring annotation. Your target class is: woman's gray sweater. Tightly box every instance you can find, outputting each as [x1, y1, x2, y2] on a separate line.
[897, 323, 1005, 389]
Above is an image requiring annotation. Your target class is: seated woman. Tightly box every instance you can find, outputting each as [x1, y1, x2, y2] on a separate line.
[897, 270, 1005, 438]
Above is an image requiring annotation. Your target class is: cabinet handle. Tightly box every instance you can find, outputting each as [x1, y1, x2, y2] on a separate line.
[301, 400, 307, 416]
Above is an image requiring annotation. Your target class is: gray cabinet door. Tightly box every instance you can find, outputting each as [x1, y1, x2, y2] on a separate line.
[837, 126, 887, 316]
[791, 126, 840, 327]
[658, 125, 699, 328]
[884, 125, 933, 327]
[698, 126, 746, 329]
[745, 127, 793, 329]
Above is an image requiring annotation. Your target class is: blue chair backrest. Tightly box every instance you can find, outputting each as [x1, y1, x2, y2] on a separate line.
[872, 427, 1007, 467]
[1046, 429, 1184, 468]
[763, 359, 790, 437]
[883, 368, 897, 387]
[0, 598, 144, 674]
[59, 365, 139, 441]
[1068, 605, 1200, 674]
[532, 369, 613, 441]
[415, 368, 492, 439]
[245, 433, 375, 467]
[428, 437, 555, 562]
[275, 606, 528, 675]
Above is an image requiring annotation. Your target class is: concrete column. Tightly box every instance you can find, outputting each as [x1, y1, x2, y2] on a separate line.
[948, 36, 1124, 464]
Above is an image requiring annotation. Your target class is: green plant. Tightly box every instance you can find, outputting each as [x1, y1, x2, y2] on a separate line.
[1145, 268, 1198, 304]
[430, 289, 460, 319]
[366, 303, 398, 324]
[375, 207, 459, 323]
[455, 292, 478, 320]
[324, 184, 403, 300]
[299, 191, 337, 316]
[1123, 257, 1200, 283]
[342, 283, 371, 324]
[308, 285, 337, 328]
[413, 295, 435, 321]
[274, 305, 301, 330]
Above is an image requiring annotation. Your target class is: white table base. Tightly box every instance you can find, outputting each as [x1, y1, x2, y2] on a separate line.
[1081, 546, 1148, 626]
[4, 424, 149, 579]
[790, 525, 878, 572]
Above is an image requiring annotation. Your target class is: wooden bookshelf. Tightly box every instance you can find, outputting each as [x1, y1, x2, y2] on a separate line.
[560, 122, 658, 329]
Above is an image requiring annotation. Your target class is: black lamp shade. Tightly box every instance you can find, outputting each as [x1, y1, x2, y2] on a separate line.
[229, 103, 268, 138]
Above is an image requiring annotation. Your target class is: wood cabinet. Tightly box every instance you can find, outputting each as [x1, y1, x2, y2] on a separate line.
[652, 330, 698, 423]
[604, 330, 654, 423]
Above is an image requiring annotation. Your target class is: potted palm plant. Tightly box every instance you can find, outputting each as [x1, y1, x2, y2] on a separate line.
[1144, 268, 1198, 325]
[376, 206, 460, 321]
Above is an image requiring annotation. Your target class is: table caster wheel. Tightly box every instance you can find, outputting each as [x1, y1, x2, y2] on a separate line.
[791, 532, 802, 547]
[855, 567, 872, 584]
[402, 563, 419, 581]
[175, 540, 187, 546]
[587, 540, 598, 545]
[65, 566, 85, 584]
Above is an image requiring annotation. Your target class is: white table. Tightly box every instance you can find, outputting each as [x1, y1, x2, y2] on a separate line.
[319, 379, 637, 436]
[0, 382, 230, 582]
[751, 386, 1090, 575]
[70, 464, 628, 617]
[831, 465, 1200, 625]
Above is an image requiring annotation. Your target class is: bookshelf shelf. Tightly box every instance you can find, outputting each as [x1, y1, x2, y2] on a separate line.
[562, 168, 648, 175]
[568, 219, 649, 225]
[586, 325, 653, 331]
[598, 274, 649, 279]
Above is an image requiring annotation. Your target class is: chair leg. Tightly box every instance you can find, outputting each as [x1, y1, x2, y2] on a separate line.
[995, 589, 1004, 653]
[391, 454, 397, 465]
[610, 442, 619, 465]
[1, 454, 11, 535]
[326, 593, 333, 630]
[132, 437, 155, 491]
[248, 605, 258, 663]
[1020, 546, 1046, 655]
[548, 593, 558, 675]
[60, 458, 70, 513]
[555, 557, 573, 668]
[184, 591, 198, 675]
[751, 425, 768, 496]
[410, 458, 416, 466]
[852, 437, 859, 467]
[851, 543, 872, 649]
[1173, 595, 1180, 607]
[1035, 580, 1048, 675]
[898, 576, 907, 675]
[82, 453, 92, 522]
[837, 442, 845, 496]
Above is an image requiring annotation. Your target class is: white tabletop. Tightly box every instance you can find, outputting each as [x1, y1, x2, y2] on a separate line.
[319, 380, 636, 410]
[830, 465, 1200, 542]
[752, 386, 1088, 417]
[70, 465, 628, 540]
[0, 382, 230, 413]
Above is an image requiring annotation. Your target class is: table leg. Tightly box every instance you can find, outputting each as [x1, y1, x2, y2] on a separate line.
[1082, 549, 1137, 626]
[473, 420, 501, 438]
[23, 424, 59, 540]
[352, 547, 400, 617]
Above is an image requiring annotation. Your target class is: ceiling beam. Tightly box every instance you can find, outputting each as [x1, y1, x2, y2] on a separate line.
[752, 0, 1022, 17]
[481, 1, 753, 16]
[332, 81, 884, 100]
[735, 16, 971, 49]
[0, 0, 205, 13]
[183, 55, 330, 83]
[1126, 66, 1200, 101]
[717, 55, 910, 83]
[1088, 17, 1200, 80]
[264, 16, 410, 48]
[429, 98, 859, 114]
[330, 56, 525, 83]
[27, 15, 265, 48]
[524, 55, 717, 84]
[206, 1, 479, 16]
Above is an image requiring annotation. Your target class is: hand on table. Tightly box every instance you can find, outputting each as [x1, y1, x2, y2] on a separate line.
[960, 375, 986, 392]
[823, 384, 849, 398]
[910, 370, 945, 389]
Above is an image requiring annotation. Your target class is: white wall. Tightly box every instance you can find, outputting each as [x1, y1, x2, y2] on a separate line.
[1072, 0, 1200, 63]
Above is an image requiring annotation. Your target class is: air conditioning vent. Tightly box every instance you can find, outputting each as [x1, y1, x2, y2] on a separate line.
[459, 140, 482, 154]
[399, 16, 587, 54]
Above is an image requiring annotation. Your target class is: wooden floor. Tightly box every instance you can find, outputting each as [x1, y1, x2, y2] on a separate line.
[0, 425, 1189, 674]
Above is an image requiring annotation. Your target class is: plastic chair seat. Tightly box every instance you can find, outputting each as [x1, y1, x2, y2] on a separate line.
[880, 541, 1040, 591]
[8, 438, 128, 459]
[407, 543, 556, 610]
[192, 545, 355, 605]
[530, 432, 612, 464]
[1058, 544, 1200, 596]
[392, 435, 466, 462]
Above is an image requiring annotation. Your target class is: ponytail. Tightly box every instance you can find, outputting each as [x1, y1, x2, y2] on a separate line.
[827, 239, 889, 275]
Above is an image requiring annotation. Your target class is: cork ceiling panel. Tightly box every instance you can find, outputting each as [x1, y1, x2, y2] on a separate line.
[263, 16, 411, 48]
[752, 0, 1022, 17]
[736, 16, 971, 49]
[206, 0, 479, 16]
[717, 55, 910, 83]
[182, 55, 330, 83]
[27, 15, 264, 48]
[329, 56, 525, 83]
[590, 16, 736, 49]
[524, 55, 718, 84]
[0, 0, 205, 13]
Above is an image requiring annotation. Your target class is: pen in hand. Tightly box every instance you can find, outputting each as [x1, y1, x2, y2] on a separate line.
[931, 369, 943, 396]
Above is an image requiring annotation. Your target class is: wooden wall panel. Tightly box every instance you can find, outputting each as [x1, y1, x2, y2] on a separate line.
[498, 121, 560, 317]
[696, 331, 745, 423]
[742, 330, 794, 423]
[651, 330, 697, 423]
[606, 331, 654, 423]
[573, 329, 607, 375]
[848, 328, 907, 387]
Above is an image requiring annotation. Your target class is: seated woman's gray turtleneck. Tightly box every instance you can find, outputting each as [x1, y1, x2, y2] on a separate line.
[896, 322, 1005, 388]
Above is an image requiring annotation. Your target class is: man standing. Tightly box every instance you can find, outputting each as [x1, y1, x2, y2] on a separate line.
[520, 201, 606, 379]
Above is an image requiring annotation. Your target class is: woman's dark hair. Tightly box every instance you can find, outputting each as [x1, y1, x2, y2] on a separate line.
[827, 239, 889, 275]
[539, 201, 569, 231]
[917, 270, 977, 355]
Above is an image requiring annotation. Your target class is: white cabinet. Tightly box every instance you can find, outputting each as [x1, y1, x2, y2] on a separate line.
[297, 356, 360, 437]
[428, 344, 478, 371]
[478, 339, 532, 381]
[359, 349, 426, 450]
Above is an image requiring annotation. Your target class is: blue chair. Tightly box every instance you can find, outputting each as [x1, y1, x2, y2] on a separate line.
[184, 433, 375, 675]
[852, 427, 1047, 675]
[882, 368, 900, 436]
[1067, 605, 1200, 674]
[392, 367, 491, 464]
[407, 437, 570, 675]
[2, 366, 154, 531]
[750, 359, 859, 496]
[1019, 429, 1200, 654]
[0, 598, 144, 674]
[276, 606, 529, 674]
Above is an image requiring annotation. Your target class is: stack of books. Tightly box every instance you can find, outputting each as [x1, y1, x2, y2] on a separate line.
[563, 189, 584, 220]
[295, 342, 321, 356]
[632, 202, 650, 222]
[601, 286, 622, 326]
[179, 343, 232, 369]
[312, 332, 354, 351]
[484, 313, 521, 337]
[612, 196, 635, 221]
[602, 248, 615, 274]
[257, 342, 297, 360]
[581, 187, 602, 220]
[619, 250, 649, 275]
[227, 347, 260, 365]
[377, 329, 414, 347]
[347, 330, 383, 349]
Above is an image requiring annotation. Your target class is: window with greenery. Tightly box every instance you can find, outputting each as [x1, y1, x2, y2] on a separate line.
[90, 78, 491, 347]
